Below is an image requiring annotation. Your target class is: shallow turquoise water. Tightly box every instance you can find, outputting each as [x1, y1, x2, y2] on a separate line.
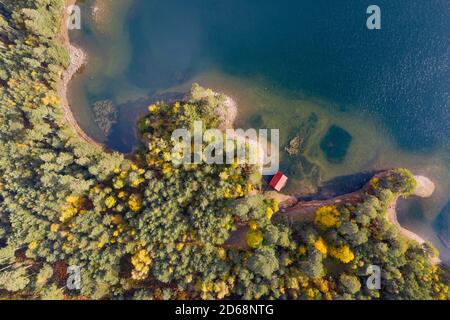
[125, 0, 450, 151]
[69, 0, 450, 262]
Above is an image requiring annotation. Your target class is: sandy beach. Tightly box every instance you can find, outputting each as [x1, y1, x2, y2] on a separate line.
[57, 0, 102, 147]
[386, 176, 441, 264]
[57, 1, 444, 268]
[226, 172, 443, 266]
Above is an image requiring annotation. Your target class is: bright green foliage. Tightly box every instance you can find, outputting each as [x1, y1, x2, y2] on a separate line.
[0, 0, 448, 301]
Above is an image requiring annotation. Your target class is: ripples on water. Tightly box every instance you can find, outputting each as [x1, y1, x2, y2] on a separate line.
[68, 0, 450, 260]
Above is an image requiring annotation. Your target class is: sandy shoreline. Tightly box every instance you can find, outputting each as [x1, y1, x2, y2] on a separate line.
[227, 172, 444, 266]
[214, 94, 444, 264]
[386, 176, 442, 264]
[386, 176, 435, 246]
[386, 197, 426, 244]
[57, 0, 102, 147]
[218, 96, 238, 130]
[386, 197, 442, 266]
[57, 1, 443, 267]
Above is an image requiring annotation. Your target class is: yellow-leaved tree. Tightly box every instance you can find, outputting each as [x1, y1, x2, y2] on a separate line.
[246, 230, 263, 249]
[314, 237, 328, 256]
[329, 245, 355, 264]
[314, 205, 341, 229]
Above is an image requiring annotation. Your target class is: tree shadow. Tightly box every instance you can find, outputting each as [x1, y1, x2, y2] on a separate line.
[435, 200, 450, 249]
[106, 91, 185, 154]
[297, 170, 380, 201]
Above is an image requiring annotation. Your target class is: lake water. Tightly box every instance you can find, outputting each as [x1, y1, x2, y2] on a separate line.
[68, 0, 450, 262]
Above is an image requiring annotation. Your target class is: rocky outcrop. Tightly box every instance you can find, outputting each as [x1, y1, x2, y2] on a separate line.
[218, 96, 238, 130]
[413, 175, 436, 198]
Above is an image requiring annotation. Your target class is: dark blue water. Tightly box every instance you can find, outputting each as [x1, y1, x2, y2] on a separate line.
[70, 0, 450, 260]
[127, 0, 450, 152]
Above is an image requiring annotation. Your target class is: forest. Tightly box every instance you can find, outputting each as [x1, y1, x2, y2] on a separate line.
[0, 0, 449, 300]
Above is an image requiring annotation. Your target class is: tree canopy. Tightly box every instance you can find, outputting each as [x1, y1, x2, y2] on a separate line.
[0, 0, 448, 301]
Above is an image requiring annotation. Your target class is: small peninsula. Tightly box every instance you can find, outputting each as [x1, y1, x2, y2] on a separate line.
[0, 0, 448, 302]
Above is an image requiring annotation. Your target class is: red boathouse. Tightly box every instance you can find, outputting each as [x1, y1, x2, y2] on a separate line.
[269, 171, 288, 192]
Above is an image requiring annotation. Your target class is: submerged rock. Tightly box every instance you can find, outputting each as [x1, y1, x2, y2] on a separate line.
[320, 125, 352, 164]
[285, 136, 302, 156]
[93, 100, 118, 136]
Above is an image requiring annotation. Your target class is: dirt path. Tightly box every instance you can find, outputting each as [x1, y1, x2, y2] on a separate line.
[57, 2, 442, 266]
[225, 173, 442, 266]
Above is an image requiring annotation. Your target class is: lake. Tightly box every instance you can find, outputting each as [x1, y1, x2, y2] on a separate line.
[68, 0, 450, 263]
